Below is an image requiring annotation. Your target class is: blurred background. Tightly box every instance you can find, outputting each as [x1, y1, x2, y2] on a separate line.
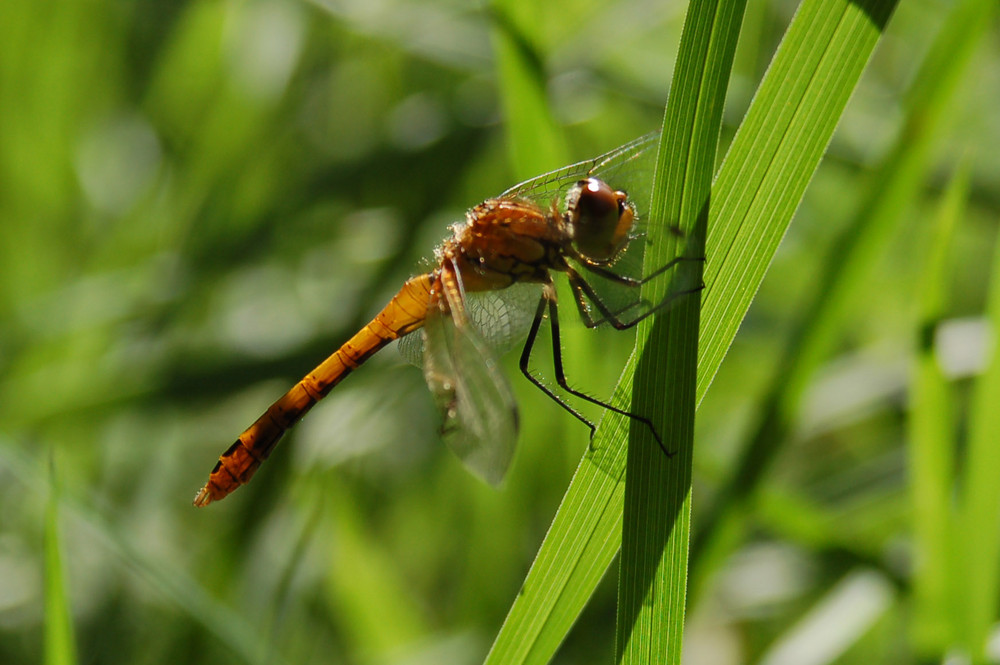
[1, 0, 998, 663]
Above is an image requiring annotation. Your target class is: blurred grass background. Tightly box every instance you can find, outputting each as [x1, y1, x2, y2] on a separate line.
[1, 0, 999, 664]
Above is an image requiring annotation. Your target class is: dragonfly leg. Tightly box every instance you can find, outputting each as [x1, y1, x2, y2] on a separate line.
[568, 256, 705, 330]
[519, 284, 673, 457]
[566, 270, 647, 328]
[519, 290, 596, 438]
[577, 254, 689, 287]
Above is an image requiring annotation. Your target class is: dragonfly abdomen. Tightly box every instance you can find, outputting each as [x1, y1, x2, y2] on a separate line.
[194, 274, 435, 506]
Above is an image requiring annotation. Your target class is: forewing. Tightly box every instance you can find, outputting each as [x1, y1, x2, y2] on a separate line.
[399, 282, 542, 367]
[500, 132, 659, 214]
[397, 322, 424, 366]
[421, 299, 518, 485]
[465, 282, 541, 356]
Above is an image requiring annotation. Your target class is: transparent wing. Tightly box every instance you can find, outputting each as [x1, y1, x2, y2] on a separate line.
[466, 282, 542, 354]
[399, 281, 542, 367]
[397, 322, 424, 366]
[501, 132, 659, 214]
[421, 296, 519, 485]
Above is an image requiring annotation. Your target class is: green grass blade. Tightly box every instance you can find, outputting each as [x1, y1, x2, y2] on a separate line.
[689, 0, 991, 598]
[696, 0, 896, 398]
[0, 443, 278, 665]
[958, 167, 1000, 662]
[483, 392, 632, 665]
[908, 159, 967, 656]
[615, 1, 744, 662]
[486, 1, 897, 662]
[44, 455, 78, 665]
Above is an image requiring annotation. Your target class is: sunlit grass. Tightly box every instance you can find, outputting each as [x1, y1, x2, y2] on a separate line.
[44, 456, 76, 665]
[615, 1, 742, 662]
[959, 180, 1000, 661]
[487, 0, 902, 662]
[690, 0, 997, 602]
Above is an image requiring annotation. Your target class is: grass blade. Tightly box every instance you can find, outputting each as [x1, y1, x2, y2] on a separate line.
[615, 1, 744, 662]
[486, 0, 898, 662]
[958, 164, 1000, 661]
[0, 443, 278, 665]
[689, 0, 996, 598]
[696, 0, 896, 397]
[44, 455, 78, 665]
[908, 159, 968, 655]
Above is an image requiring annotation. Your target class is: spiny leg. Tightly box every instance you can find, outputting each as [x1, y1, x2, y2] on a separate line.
[520, 284, 673, 457]
[576, 254, 690, 287]
[568, 260, 705, 330]
[567, 272, 647, 329]
[544, 288, 673, 456]
[519, 290, 595, 437]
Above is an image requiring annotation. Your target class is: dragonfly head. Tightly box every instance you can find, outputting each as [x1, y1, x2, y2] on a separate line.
[565, 178, 635, 264]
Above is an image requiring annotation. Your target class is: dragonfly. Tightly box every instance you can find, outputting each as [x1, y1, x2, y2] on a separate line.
[194, 133, 695, 507]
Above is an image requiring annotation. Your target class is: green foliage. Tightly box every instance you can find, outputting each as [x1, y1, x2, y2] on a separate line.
[1, 1, 999, 664]
[618, 2, 742, 662]
[43, 457, 76, 665]
[960, 172, 1000, 663]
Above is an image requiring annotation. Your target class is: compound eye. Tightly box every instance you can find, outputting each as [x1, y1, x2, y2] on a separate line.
[570, 178, 633, 263]
[576, 178, 619, 221]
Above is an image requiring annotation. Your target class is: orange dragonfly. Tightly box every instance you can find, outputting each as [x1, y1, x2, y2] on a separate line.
[194, 133, 692, 507]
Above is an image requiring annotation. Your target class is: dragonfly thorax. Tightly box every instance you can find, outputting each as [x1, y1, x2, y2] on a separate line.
[564, 178, 635, 265]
